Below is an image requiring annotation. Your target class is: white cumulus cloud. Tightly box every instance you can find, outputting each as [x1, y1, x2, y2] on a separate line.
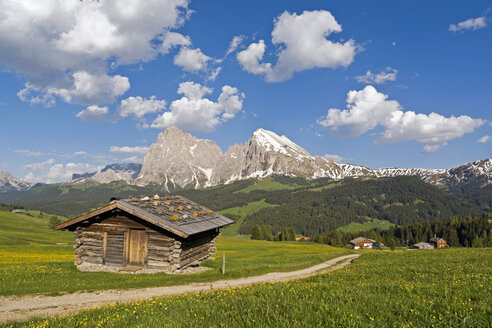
[174, 47, 211, 72]
[159, 32, 191, 55]
[356, 67, 398, 84]
[0, 0, 190, 106]
[23, 159, 100, 183]
[117, 96, 166, 118]
[225, 35, 245, 57]
[237, 10, 357, 82]
[449, 17, 487, 32]
[47, 71, 130, 105]
[109, 146, 149, 156]
[76, 105, 110, 122]
[151, 81, 245, 132]
[477, 135, 490, 143]
[318, 85, 485, 152]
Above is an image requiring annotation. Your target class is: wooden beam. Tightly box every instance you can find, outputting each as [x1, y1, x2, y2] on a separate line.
[52, 203, 118, 230]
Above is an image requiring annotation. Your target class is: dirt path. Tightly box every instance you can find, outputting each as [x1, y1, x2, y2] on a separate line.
[0, 254, 359, 324]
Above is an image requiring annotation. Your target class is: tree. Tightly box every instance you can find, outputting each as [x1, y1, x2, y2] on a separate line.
[471, 235, 483, 248]
[389, 239, 396, 251]
[251, 225, 262, 240]
[49, 215, 61, 227]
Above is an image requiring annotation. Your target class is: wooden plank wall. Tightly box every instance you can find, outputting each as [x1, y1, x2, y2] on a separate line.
[73, 213, 220, 272]
[179, 231, 219, 269]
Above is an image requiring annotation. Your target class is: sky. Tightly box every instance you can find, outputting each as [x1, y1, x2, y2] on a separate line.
[0, 0, 491, 183]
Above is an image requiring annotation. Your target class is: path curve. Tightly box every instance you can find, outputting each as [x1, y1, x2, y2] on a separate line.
[0, 254, 360, 324]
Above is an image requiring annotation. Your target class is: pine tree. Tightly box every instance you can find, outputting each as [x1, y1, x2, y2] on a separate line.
[471, 235, 483, 248]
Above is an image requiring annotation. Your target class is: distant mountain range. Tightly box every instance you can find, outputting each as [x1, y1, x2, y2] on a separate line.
[1, 126, 490, 193]
[0, 171, 34, 193]
[71, 163, 142, 184]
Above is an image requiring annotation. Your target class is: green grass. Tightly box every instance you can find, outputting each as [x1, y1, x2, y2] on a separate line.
[337, 217, 395, 234]
[219, 199, 277, 236]
[9, 248, 491, 328]
[307, 181, 341, 192]
[0, 237, 348, 297]
[0, 210, 72, 246]
[233, 177, 298, 193]
[0, 209, 348, 296]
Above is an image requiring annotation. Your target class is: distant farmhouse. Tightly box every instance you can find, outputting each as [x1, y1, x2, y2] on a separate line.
[413, 242, 434, 250]
[350, 237, 383, 249]
[53, 195, 232, 273]
[429, 235, 448, 248]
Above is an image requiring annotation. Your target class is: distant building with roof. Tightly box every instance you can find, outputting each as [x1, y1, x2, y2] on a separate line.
[350, 237, 383, 249]
[413, 242, 434, 250]
[429, 235, 448, 248]
[53, 195, 232, 273]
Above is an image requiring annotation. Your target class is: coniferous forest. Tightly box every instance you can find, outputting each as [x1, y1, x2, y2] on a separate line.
[315, 215, 492, 248]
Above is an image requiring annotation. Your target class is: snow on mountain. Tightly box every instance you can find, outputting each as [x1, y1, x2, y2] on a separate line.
[137, 126, 222, 189]
[0, 171, 34, 193]
[73, 127, 490, 190]
[135, 127, 491, 189]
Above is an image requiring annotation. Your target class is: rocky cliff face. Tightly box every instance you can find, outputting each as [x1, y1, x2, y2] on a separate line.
[137, 126, 222, 189]
[0, 171, 33, 193]
[135, 126, 492, 190]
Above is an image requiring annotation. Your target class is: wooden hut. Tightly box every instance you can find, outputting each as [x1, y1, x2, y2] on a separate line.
[53, 195, 232, 273]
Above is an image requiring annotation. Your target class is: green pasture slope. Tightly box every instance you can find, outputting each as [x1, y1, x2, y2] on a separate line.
[0, 210, 349, 296]
[10, 249, 491, 328]
[337, 217, 395, 234]
[219, 199, 277, 236]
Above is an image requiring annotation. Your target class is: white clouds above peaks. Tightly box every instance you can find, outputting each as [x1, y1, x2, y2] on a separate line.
[237, 10, 357, 82]
[318, 85, 485, 152]
[477, 135, 490, 143]
[449, 17, 487, 32]
[109, 146, 149, 156]
[151, 81, 245, 132]
[76, 105, 110, 123]
[23, 159, 100, 183]
[356, 67, 398, 84]
[117, 96, 166, 118]
[0, 0, 190, 106]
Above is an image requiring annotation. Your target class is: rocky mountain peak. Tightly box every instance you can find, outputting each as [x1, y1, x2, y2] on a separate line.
[0, 171, 33, 193]
[137, 126, 223, 189]
[251, 128, 311, 158]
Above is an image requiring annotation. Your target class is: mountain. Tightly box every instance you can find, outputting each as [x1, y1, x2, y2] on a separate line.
[0, 171, 33, 193]
[136, 127, 491, 190]
[137, 127, 222, 189]
[72, 163, 142, 184]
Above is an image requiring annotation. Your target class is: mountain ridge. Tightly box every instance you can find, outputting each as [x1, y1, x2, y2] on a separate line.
[2, 127, 490, 192]
[135, 127, 491, 190]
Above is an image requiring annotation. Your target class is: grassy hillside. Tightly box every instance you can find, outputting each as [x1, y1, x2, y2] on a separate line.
[10, 248, 491, 328]
[219, 199, 277, 236]
[0, 210, 349, 296]
[0, 210, 72, 246]
[0, 175, 487, 236]
[337, 217, 395, 234]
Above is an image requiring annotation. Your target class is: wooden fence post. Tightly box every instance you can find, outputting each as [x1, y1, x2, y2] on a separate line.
[222, 252, 225, 274]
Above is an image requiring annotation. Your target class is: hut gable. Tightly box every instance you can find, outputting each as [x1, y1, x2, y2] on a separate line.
[53, 195, 232, 273]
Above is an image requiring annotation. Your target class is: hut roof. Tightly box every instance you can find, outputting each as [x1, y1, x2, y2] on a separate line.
[52, 195, 233, 238]
[349, 237, 375, 244]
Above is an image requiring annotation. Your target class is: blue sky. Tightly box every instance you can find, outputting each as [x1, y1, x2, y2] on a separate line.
[0, 0, 490, 183]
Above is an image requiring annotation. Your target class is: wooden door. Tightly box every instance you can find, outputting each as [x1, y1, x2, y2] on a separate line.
[125, 230, 147, 265]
